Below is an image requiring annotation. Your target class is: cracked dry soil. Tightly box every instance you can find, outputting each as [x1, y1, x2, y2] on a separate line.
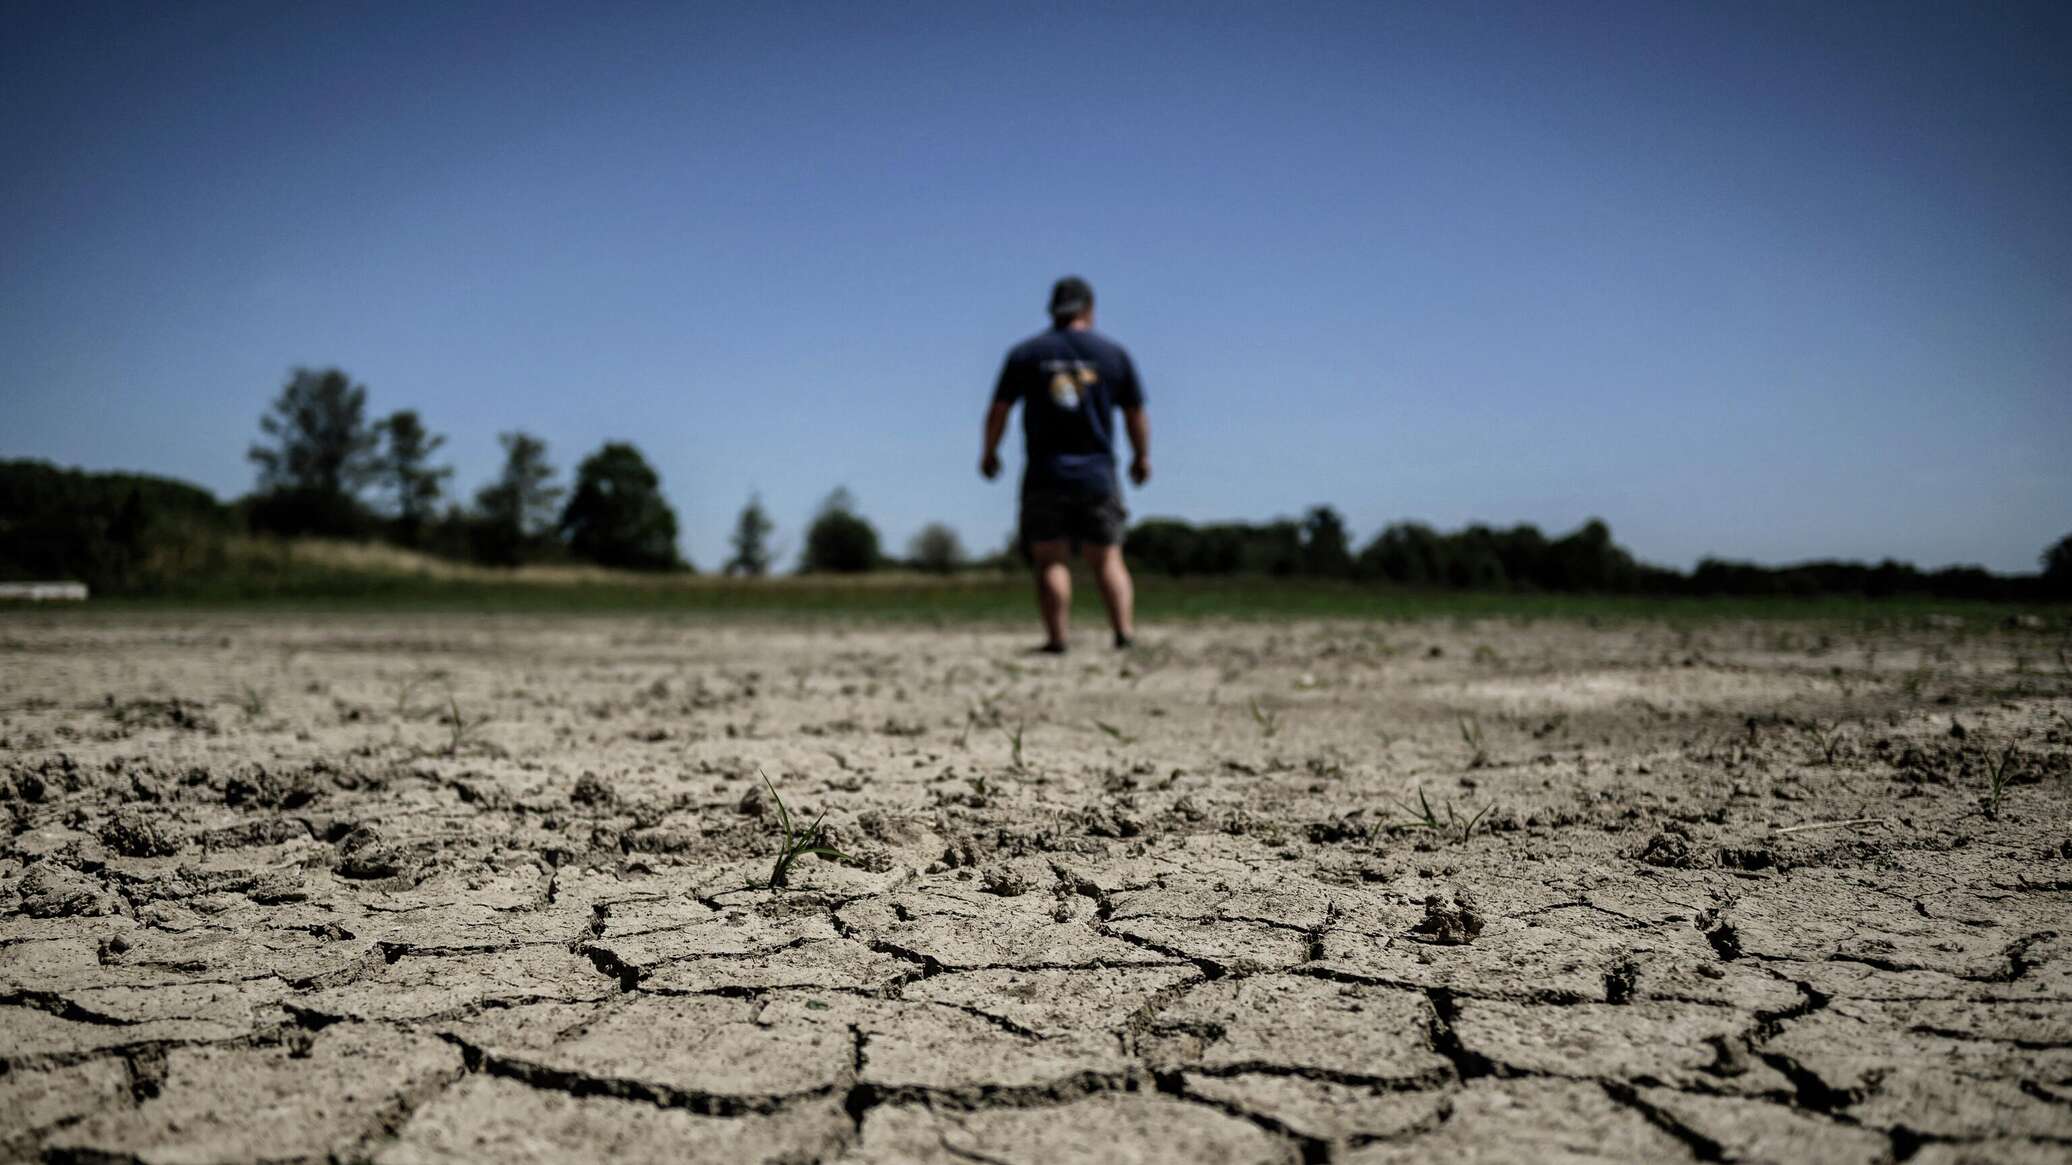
[2, 613, 2069, 1164]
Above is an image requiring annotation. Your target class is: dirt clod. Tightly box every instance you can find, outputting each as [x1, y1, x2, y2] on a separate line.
[19, 861, 116, 917]
[332, 825, 413, 880]
[1411, 887, 1485, 945]
[99, 806, 179, 857]
[570, 772, 615, 807]
[735, 783, 766, 816]
[1639, 830, 1697, 868]
[980, 865, 1031, 896]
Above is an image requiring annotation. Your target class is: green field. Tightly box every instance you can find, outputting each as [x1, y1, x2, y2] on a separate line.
[17, 565, 2066, 630]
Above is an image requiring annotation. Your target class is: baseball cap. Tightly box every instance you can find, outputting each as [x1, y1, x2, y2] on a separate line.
[1048, 276, 1093, 318]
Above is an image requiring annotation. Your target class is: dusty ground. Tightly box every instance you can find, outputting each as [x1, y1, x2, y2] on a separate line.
[2, 611, 2068, 1164]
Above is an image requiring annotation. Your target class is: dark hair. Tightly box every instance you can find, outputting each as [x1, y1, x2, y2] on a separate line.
[1048, 275, 1093, 321]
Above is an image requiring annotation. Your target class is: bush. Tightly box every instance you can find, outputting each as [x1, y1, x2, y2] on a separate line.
[908, 523, 965, 573]
[0, 460, 231, 593]
[1123, 518, 1200, 576]
[1299, 506, 1355, 578]
[2045, 534, 2072, 599]
[802, 489, 880, 573]
[559, 442, 685, 571]
[243, 487, 377, 540]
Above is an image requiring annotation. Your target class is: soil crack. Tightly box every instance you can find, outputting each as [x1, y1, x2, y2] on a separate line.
[1603, 1081, 1727, 1162]
[1423, 988, 1493, 1081]
[436, 1031, 839, 1117]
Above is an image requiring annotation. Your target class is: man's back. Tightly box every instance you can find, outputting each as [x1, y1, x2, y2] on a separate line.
[979, 275, 1150, 653]
[993, 326, 1143, 495]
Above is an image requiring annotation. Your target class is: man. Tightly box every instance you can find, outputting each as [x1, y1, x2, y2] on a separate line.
[980, 276, 1151, 653]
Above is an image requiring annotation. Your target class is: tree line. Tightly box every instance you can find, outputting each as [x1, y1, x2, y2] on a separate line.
[236, 367, 969, 575]
[0, 461, 225, 592]
[243, 368, 682, 570]
[4, 365, 2068, 599]
[1123, 508, 2072, 602]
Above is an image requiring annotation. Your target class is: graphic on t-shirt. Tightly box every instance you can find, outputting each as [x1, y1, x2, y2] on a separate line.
[1044, 361, 1098, 410]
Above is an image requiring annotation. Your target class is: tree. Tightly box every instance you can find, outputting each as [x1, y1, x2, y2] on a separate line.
[1490, 524, 1550, 587]
[802, 488, 880, 573]
[2045, 533, 2072, 598]
[249, 368, 381, 496]
[374, 410, 451, 545]
[473, 432, 562, 565]
[1357, 522, 1450, 585]
[1299, 505, 1354, 578]
[908, 523, 965, 574]
[1546, 518, 1636, 591]
[1125, 518, 1202, 576]
[559, 442, 685, 571]
[725, 494, 776, 576]
[0, 460, 230, 594]
[246, 368, 381, 536]
[1448, 524, 1508, 589]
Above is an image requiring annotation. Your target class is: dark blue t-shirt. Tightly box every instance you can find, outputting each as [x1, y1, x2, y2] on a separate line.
[992, 326, 1144, 496]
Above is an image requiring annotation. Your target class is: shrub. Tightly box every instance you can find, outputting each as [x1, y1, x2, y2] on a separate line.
[802, 489, 879, 573]
[559, 442, 685, 571]
[908, 523, 965, 573]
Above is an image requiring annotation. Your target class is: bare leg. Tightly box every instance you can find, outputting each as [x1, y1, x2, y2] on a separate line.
[1082, 543, 1135, 644]
[1030, 539, 1072, 649]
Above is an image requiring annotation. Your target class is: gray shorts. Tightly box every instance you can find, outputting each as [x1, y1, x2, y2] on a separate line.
[1020, 487, 1126, 549]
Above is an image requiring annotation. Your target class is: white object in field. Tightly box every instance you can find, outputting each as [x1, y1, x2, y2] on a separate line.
[0, 581, 89, 602]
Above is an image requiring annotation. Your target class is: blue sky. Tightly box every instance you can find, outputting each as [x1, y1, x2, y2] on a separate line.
[4, 1, 2067, 572]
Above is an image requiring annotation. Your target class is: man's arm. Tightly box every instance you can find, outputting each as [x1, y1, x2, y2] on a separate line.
[1123, 406, 1150, 486]
[980, 399, 1013, 480]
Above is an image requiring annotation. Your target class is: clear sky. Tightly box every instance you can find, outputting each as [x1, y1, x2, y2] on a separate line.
[4, 1, 2067, 572]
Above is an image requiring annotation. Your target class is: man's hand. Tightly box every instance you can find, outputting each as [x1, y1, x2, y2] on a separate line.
[1122, 407, 1150, 487]
[980, 401, 1012, 481]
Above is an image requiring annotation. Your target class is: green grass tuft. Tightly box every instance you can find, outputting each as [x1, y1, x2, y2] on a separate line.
[760, 774, 853, 890]
[1393, 786, 1495, 844]
[1249, 698, 1281, 739]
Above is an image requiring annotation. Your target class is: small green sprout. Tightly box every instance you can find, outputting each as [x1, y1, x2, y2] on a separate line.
[761, 774, 852, 890]
[1984, 746, 2019, 821]
[1094, 719, 1136, 745]
[443, 689, 478, 758]
[1393, 786, 1494, 845]
[1807, 720, 1848, 766]
[1250, 698, 1281, 739]
[1458, 715, 1489, 768]
[1004, 720, 1027, 770]
[960, 692, 1006, 749]
[1395, 787, 1442, 831]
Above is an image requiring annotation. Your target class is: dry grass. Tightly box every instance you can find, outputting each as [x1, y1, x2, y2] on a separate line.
[218, 536, 1015, 590]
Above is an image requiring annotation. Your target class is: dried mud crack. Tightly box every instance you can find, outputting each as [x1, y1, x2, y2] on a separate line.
[3, 612, 2069, 1162]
